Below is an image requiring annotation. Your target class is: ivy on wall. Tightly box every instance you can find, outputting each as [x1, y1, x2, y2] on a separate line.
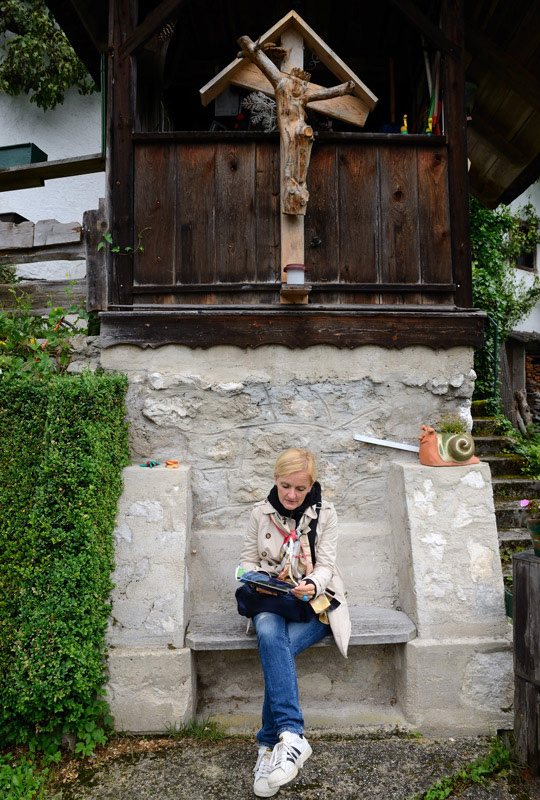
[470, 196, 540, 399]
[0, 373, 129, 748]
[0, 0, 96, 110]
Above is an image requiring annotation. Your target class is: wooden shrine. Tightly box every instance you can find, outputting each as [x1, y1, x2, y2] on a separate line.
[41, 0, 489, 349]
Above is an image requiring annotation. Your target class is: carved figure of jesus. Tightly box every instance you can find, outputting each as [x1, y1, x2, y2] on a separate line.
[237, 35, 355, 215]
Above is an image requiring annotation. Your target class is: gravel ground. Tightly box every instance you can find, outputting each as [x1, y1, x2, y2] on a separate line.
[56, 735, 540, 800]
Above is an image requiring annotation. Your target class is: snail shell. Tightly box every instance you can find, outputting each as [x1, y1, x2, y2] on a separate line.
[437, 433, 475, 463]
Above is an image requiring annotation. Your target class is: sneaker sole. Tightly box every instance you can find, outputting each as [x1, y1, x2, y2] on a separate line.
[267, 742, 312, 789]
[253, 782, 279, 798]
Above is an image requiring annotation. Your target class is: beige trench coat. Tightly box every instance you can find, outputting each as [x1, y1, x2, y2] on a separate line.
[239, 499, 351, 657]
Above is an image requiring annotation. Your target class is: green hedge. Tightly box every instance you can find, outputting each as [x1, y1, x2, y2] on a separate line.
[0, 373, 129, 747]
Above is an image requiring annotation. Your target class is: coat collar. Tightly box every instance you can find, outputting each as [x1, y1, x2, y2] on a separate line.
[260, 499, 318, 519]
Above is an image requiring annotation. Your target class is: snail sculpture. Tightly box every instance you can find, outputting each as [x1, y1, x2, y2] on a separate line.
[418, 424, 479, 467]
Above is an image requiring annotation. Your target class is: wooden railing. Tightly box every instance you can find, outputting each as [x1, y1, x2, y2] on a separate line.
[0, 203, 107, 314]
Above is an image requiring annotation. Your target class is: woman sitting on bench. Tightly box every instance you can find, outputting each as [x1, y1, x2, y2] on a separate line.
[238, 447, 350, 797]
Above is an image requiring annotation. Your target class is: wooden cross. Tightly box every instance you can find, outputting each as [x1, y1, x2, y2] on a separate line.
[200, 11, 377, 292]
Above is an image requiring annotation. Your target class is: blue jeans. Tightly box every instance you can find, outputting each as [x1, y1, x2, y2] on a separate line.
[253, 612, 330, 747]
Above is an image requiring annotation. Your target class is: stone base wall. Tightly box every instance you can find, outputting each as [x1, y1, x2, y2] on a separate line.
[100, 344, 476, 528]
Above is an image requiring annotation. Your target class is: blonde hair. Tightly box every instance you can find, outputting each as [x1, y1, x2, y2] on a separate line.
[273, 448, 317, 484]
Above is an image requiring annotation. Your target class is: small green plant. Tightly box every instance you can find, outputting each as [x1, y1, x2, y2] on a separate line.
[0, 752, 50, 800]
[0, 264, 18, 283]
[0, 287, 87, 377]
[406, 737, 513, 800]
[97, 227, 151, 255]
[434, 413, 468, 435]
[166, 717, 227, 742]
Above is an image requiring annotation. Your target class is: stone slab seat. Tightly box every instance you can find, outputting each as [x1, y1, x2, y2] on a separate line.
[185, 606, 417, 650]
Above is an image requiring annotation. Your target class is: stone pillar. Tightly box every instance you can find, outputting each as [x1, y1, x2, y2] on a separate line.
[105, 465, 195, 732]
[390, 461, 513, 734]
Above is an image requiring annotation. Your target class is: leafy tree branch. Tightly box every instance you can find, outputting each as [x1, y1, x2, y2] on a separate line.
[0, 0, 97, 110]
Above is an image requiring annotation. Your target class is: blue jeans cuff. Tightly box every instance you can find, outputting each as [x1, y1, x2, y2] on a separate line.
[276, 727, 304, 737]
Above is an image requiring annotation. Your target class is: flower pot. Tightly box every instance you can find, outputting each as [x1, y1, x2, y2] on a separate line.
[526, 519, 540, 557]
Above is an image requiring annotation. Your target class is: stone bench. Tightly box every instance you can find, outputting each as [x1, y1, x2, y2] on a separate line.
[186, 606, 417, 650]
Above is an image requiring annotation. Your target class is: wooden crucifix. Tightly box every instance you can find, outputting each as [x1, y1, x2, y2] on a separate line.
[237, 35, 354, 216]
[200, 11, 377, 295]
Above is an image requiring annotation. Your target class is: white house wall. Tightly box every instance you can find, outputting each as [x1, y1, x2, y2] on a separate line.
[510, 182, 540, 334]
[0, 87, 104, 280]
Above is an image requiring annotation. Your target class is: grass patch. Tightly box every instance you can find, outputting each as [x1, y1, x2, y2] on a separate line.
[166, 718, 227, 742]
[406, 737, 513, 800]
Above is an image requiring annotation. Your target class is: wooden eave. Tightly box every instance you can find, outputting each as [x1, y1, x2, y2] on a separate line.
[99, 307, 486, 350]
[46, 0, 107, 83]
[464, 0, 540, 207]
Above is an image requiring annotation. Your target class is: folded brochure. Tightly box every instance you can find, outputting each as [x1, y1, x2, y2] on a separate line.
[235, 567, 293, 594]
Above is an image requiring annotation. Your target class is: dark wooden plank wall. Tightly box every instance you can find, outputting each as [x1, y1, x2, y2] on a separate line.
[132, 138, 453, 306]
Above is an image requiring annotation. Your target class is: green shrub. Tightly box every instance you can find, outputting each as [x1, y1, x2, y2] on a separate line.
[0, 372, 129, 748]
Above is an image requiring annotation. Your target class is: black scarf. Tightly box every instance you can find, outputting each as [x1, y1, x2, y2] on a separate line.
[267, 481, 322, 565]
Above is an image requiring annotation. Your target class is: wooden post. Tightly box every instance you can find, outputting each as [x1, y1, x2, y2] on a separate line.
[280, 28, 307, 281]
[441, 0, 472, 309]
[108, 0, 136, 307]
[85, 198, 109, 312]
[513, 551, 540, 776]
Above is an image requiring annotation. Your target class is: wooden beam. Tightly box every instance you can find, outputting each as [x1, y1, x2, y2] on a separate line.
[99, 308, 485, 350]
[465, 26, 540, 115]
[119, 0, 186, 58]
[130, 282, 457, 294]
[442, 0, 472, 308]
[391, 0, 456, 55]
[0, 243, 84, 265]
[0, 154, 105, 192]
[498, 150, 540, 208]
[228, 61, 370, 128]
[0, 279, 86, 315]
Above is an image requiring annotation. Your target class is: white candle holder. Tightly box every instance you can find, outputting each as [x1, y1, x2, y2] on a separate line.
[284, 263, 307, 284]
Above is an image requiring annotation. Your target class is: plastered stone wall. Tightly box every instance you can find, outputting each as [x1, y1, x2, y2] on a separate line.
[100, 344, 476, 530]
[93, 342, 513, 735]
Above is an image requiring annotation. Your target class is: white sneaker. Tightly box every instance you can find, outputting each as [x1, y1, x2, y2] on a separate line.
[267, 731, 312, 788]
[253, 746, 279, 797]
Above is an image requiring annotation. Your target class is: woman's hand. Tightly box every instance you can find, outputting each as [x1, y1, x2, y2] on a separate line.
[291, 580, 316, 601]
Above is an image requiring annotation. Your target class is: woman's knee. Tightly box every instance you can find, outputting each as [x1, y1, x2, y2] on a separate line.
[254, 612, 285, 641]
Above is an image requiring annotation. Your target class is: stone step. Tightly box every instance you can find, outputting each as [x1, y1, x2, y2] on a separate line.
[482, 454, 527, 476]
[491, 477, 540, 500]
[495, 501, 528, 529]
[472, 418, 506, 436]
[498, 527, 531, 545]
[471, 399, 492, 418]
[473, 436, 517, 456]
